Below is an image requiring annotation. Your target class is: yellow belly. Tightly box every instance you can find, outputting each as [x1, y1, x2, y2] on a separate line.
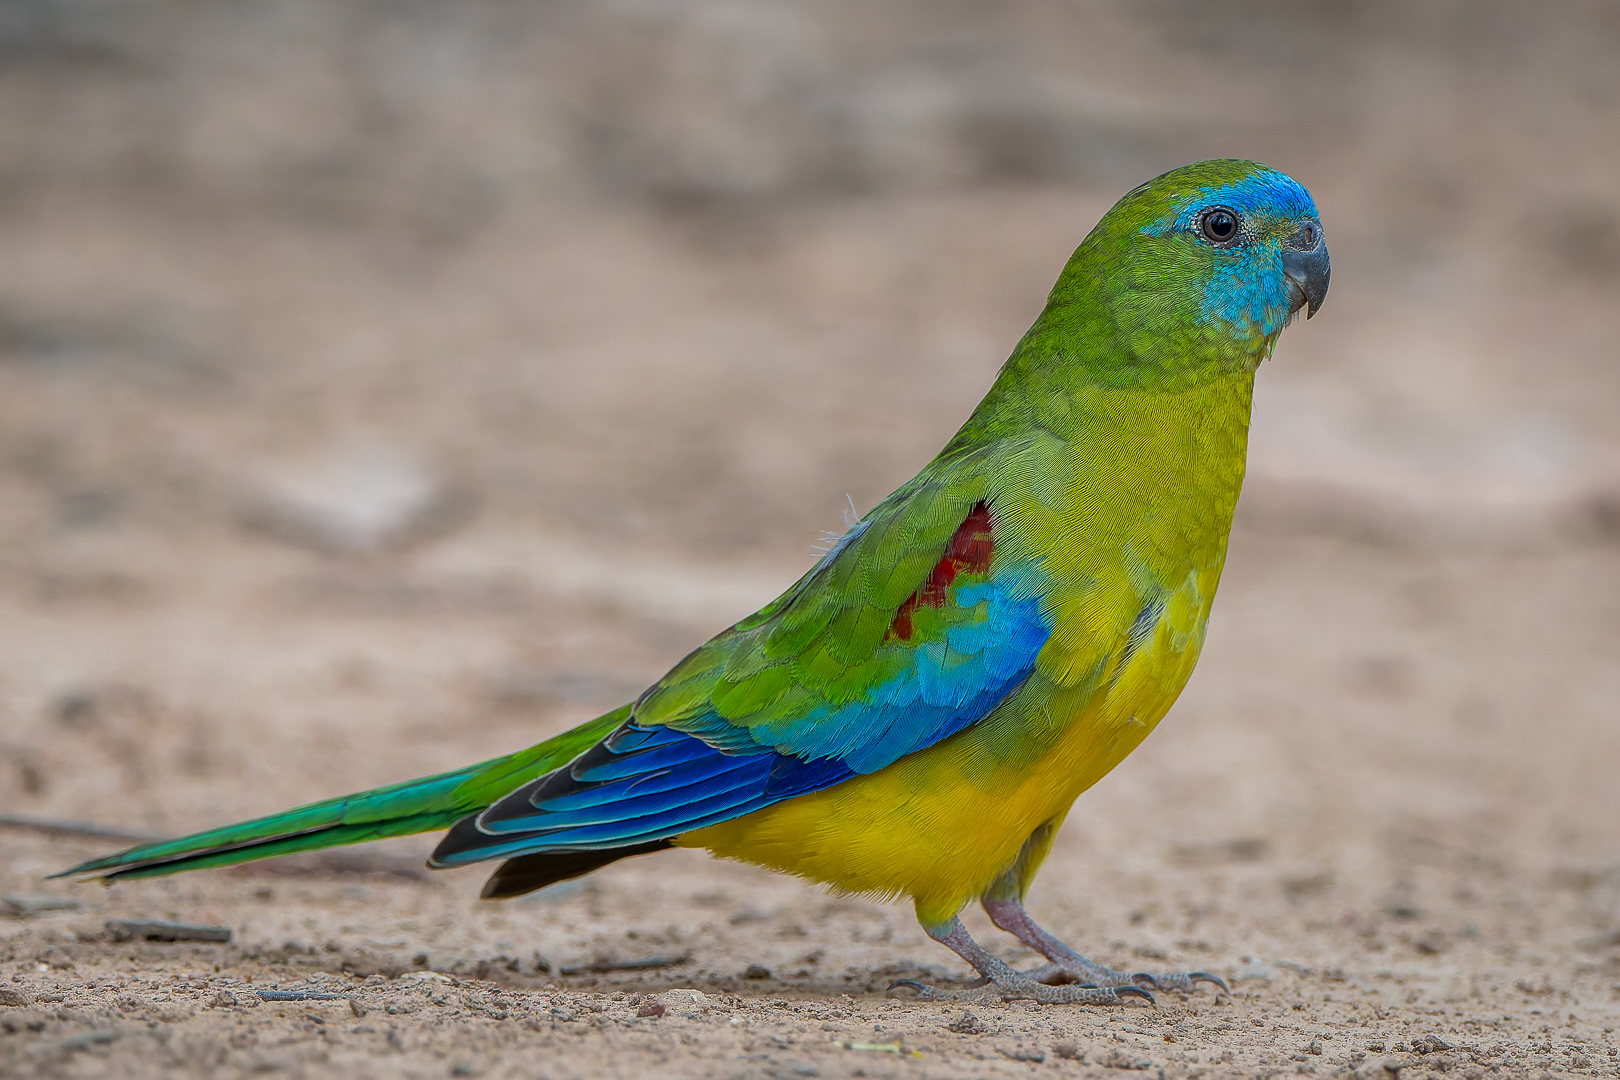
[678, 625, 1205, 925]
[681, 372, 1247, 924]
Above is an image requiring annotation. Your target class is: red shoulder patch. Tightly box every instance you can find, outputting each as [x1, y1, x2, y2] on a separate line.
[887, 502, 995, 642]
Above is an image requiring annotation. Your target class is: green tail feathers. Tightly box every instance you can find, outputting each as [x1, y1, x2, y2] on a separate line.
[55, 707, 630, 883]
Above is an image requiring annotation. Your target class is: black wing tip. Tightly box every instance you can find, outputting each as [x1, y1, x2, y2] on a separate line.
[479, 840, 674, 900]
[428, 811, 490, 867]
[429, 721, 667, 873]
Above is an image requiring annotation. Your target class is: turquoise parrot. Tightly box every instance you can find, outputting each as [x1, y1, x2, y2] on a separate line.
[60, 159, 1330, 1005]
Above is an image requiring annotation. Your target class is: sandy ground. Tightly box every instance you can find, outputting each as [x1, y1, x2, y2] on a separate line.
[1, 167, 1619, 1080]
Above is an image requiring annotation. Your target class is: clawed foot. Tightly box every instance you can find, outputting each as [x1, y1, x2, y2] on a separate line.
[978, 898, 1228, 996]
[889, 976, 1154, 1007]
[911, 911, 1228, 1009]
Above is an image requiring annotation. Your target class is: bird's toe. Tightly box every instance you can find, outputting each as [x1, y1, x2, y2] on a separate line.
[887, 978, 937, 999]
[889, 974, 1153, 1007]
[1025, 980, 1155, 1006]
[1134, 969, 1228, 994]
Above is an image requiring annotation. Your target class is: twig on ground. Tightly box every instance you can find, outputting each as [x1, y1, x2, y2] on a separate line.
[3, 895, 83, 916]
[560, 954, 692, 975]
[105, 919, 232, 943]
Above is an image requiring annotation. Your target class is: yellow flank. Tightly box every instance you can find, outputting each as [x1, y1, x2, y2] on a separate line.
[680, 605, 1207, 925]
[681, 370, 1253, 927]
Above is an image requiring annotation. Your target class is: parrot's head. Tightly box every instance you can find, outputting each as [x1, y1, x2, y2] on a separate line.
[1056, 158, 1329, 374]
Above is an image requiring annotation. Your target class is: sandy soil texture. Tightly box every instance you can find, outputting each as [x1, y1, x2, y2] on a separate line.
[2, 6, 1620, 1077]
[0, 187, 1617, 1078]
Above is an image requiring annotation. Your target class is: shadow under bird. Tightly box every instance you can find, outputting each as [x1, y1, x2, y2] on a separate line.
[60, 159, 1330, 1005]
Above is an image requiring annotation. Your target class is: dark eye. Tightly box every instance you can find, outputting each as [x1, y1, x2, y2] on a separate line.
[1198, 207, 1241, 245]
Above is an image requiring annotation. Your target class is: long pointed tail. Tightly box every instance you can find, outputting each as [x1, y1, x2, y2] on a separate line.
[54, 707, 629, 883]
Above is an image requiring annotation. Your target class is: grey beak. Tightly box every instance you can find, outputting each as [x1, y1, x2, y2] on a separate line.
[1282, 223, 1330, 319]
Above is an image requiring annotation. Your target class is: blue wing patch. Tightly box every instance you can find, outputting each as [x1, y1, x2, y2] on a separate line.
[429, 726, 857, 865]
[730, 582, 1048, 773]
[430, 503, 1053, 868]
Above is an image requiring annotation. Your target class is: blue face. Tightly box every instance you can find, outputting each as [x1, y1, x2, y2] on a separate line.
[1145, 165, 1330, 342]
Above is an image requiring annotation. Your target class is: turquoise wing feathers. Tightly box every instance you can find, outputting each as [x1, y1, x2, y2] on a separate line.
[433, 459, 1055, 863]
[640, 471, 1052, 772]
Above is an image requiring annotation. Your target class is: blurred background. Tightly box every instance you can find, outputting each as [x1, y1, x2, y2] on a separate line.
[1, 0, 1619, 993]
